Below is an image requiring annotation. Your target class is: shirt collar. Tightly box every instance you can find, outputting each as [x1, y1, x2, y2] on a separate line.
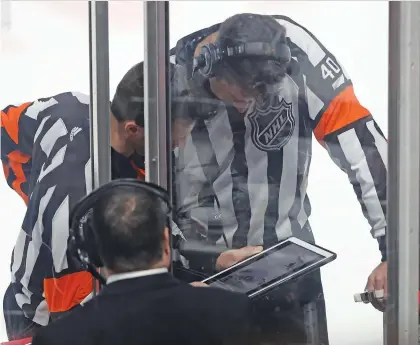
[106, 268, 168, 285]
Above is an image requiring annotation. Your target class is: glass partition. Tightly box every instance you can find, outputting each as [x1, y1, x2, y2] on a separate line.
[0, 1, 145, 341]
[0, 2, 89, 340]
[169, 2, 388, 344]
[2, 1, 420, 345]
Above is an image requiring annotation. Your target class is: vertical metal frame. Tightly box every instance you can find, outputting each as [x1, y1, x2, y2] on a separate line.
[88, 1, 111, 294]
[143, 1, 173, 274]
[143, 1, 171, 192]
[1, 0, 11, 31]
[88, 1, 111, 190]
[386, 2, 420, 344]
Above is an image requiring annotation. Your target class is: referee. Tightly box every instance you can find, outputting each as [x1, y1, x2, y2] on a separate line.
[172, 13, 388, 345]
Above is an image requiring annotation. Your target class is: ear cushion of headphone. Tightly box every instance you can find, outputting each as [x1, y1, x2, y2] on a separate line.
[67, 230, 80, 265]
[83, 214, 103, 268]
[68, 210, 103, 268]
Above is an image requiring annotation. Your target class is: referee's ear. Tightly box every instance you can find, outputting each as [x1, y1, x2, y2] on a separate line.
[124, 120, 142, 136]
[123, 120, 145, 154]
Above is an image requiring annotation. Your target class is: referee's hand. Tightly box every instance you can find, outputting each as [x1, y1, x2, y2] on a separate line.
[215, 246, 263, 271]
[190, 281, 208, 287]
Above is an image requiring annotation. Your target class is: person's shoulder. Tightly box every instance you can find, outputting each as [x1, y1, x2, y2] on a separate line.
[46, 91, 90, 120]
[30, 91, 91, 147]
[271, 14, 310, 33]
[172, 285, 253, 343]
[271, 14, 329, 55]
[50, 91, 89, 106]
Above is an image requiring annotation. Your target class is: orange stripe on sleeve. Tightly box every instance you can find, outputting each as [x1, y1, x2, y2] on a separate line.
[0, 102, 31, 145]
[7, 150, 31, 205]
[44, 271, 93, 313]
[313, 85, 370, 142]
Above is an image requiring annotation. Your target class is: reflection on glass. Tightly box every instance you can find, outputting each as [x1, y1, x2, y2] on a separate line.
[170, 10, 388, 345]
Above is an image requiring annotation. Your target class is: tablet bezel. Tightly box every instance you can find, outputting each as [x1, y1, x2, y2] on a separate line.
[201, 237, 337, 298]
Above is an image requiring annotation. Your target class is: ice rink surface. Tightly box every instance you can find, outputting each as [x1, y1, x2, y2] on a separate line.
[0, 1, 388, 343]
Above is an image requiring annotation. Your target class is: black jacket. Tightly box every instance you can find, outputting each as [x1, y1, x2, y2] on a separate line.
[31, 273, 254, 345]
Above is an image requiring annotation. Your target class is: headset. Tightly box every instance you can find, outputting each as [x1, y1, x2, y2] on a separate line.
[68, 178, 172, 285]
[193, 40, 291, 79]
[188, 27, 292, 118]
[192, 28, 292, 95]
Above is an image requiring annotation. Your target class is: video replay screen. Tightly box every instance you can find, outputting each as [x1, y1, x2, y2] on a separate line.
[208, 242, 324, 294]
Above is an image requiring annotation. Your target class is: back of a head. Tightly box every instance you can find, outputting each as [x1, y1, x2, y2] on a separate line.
[111, 61, 198, 126]
[218, 13, 283, 46]
[92, 185, 166, 272]
[111, 62, 145, 126]
[217, 13, 288, 86]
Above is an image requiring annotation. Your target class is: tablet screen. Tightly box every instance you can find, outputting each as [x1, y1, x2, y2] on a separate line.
[208, 242, 325, 294]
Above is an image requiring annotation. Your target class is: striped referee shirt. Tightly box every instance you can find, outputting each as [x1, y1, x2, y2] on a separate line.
[1, 92, 146, 325]
[172, 15, 388, 255]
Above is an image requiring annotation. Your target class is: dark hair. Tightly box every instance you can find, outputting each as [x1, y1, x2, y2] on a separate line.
[111, 62, 146, 126]
[91, 185, 166, 272]
[216, 13, 288, 86]
[111, 62, 197, 126]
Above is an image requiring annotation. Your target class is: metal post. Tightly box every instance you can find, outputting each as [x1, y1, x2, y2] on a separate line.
[386, 2, 420, 344]
[143, 1, 171, 191]
[88, 1, 111, 190]
[88, 0, 111, 294]
[1, 0, 11, 31]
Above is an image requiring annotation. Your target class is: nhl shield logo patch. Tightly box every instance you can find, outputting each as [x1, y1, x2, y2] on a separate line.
[248, 97, 295, 152]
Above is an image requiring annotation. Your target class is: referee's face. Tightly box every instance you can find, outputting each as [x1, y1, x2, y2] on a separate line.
[209, 77, 256, 114]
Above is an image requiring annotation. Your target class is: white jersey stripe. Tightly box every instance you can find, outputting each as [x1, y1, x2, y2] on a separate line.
[84, 158, 92, 194]
[244, 115, 269, 246]
[274, 77, 300, 240]
[51, 195, 70, 272]
[33, 299, 49, 326]
[176, 134, 207, 213]
[276, 18, 326, 67]
[11, 229, 28, 283]
[306, 85, 324, 121]
[39, 118, 68, 157]
[338, 128, 387, 237]
[38, 145, 68, 183]
[214, 166, 237, 248]
[34, 115, 51, 143]
[207, 109, 238, 247]
[366, 120, 388, 168]
[25, 98, 58, 121]
[20, 185, 56, 289]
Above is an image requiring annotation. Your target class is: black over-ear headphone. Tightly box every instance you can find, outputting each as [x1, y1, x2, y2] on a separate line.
[68, 178, 172, 285]
[192, 40, 291, 79]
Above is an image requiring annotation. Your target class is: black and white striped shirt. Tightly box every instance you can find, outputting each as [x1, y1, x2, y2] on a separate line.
[172, 15, 387, 255]
[1, 92, 146, 325]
